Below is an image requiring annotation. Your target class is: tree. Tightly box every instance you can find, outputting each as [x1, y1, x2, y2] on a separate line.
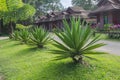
[23, 0, 64, 16]
[52, 18, 105, 64]
[0, 0, 36, 34]
[72, 0, 98, 10]
[42, 0, 64, 12]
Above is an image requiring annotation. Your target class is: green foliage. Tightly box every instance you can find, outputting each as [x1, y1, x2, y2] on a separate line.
[52, 18, 105, 64]
[30, 27, 51, 48]
[16, 4, 36, 21]
[0, 0, 36, 24]
[104, 24, 112, 30]
[19, 29, 30, 44]
[23, 0, 64, 16]
[72, 0, 97, 10]
[10, 31, 20, 40]
[16, 24, 26, 30]
[0, 0, 8, 12]
[16, 24, 32, 30]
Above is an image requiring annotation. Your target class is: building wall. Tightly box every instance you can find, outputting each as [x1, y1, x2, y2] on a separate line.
[99, 13, 104, 28]
[112, 11, 120, 24]
[108, 12, 113, 24]
[98, 12, 113, 28]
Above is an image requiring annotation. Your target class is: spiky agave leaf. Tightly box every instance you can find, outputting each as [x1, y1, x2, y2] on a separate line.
[30, 27, 51, 48]
[52, 17, 105, 63]
[19, 29, 30, 44]
[10, 31, 20, 40]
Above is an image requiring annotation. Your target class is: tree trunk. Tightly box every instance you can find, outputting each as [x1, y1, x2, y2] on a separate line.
[9, 18, 16, 34]
[37, 44, 43, 48]
[72, 55, 83, 64]
[10, 21, 14, 34]
[0, 18, 3, 35]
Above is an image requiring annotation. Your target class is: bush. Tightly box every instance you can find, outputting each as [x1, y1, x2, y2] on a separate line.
[16, 24, 26, 30]
[30, 27, 51, 48]
[51, 18, 105, 64]
[104, 24, 112, 30]
[16, 24, 32, 30]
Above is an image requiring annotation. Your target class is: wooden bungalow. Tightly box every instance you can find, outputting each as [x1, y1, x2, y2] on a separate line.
[90, 0, 120, 28]
[35, 6, 91, 31]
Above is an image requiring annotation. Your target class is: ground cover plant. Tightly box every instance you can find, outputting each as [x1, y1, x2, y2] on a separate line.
[0, 39, 120, 80]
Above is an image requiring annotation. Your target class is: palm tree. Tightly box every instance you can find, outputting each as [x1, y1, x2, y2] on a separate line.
[52, 18, 105, 64]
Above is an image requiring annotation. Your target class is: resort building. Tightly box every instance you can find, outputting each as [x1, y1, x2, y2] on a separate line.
[35, 6, 93, 31]
[90, 0, 120, 28]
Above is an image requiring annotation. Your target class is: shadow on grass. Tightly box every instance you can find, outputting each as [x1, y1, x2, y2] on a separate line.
[15, 47, 37, 56]
[0, 39, 11, 45]
[14, 46, 48, 57]
[28, 59, 94, 80]
[0, 40, 21, 49]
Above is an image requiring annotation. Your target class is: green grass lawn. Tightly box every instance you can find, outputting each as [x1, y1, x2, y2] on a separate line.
[0, 39, 120, 80]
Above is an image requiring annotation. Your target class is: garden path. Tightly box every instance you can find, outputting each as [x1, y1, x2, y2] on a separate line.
[0, 37, 9, 40]
[0, 36, 120, 56]
[96, 40, 120, 56]
[0, 74, 4, 80]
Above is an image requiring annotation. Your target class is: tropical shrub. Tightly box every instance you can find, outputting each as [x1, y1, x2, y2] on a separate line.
[19, 29, 30, 44]
[52, 18, 105, 64]
[16, 24, 33, 30]
[30, 27, 51, 48]
[16, 24, 26, 30]
[104, 24, 112, 30]
[10, 31, 20, 40]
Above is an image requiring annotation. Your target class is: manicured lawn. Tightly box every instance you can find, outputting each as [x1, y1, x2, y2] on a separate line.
[0, 39, 120, 80]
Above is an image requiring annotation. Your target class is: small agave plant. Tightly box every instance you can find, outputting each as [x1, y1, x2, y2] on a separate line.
[30, 27, 51, 48]
[52, 18, 105, 64]
[10, 31, 20, 40]
[19, 29, 30, 44]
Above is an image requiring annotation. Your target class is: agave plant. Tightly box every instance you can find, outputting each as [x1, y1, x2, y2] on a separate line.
[30, 27, 51, 48]
[10, 31, 20, 40]
[19, 29, 30, 44]
[52, 18, 105, 64]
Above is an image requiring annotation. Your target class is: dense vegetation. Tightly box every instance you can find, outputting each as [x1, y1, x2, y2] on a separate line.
[72, 0, 98, 10]
[0, 0, 36, 34]
[23, 0, 64, 16]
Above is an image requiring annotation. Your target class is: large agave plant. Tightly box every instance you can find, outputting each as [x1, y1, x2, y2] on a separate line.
[19, 29, 30, 44]
[30, 27, 51, 48]
[52, 18, 105, 64]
